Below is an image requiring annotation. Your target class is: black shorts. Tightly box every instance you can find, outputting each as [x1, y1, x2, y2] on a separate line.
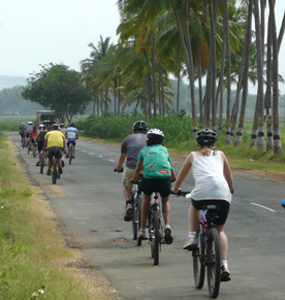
[67, 140, 76, 146]
[47, 147, 62, 161]
[139, 177, 171, 198]
[37, 142, 44, 152]
[26, 133, 31, 138]
[191, 199, 230, 226]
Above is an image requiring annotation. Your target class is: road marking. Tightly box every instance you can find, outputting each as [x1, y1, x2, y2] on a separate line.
[76, 203, 93, 206]
[89, 152, 94, 155]
[109, 159, 115, 162]
[82, 150, 86, 153]
[99, 155, 103, 158]
[251, 203, 276, 212]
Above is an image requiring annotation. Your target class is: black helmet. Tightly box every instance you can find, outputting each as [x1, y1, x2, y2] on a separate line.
[196, 128, 217, 146]
[69, 122, 75, 127]
[147, 128, 164, 144]
[132, 120, 148, 132]
[52, 123, 59, 130]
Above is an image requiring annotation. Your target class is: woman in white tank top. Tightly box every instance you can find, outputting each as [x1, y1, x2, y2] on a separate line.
[173, 129, 234, 281]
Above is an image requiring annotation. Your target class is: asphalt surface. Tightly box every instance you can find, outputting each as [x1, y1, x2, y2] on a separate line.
[7, 132, 285, 300]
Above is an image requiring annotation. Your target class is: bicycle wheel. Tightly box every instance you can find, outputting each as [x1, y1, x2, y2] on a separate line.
[52, 162, 58, 184]
[27, 141, 30, 154]
[206, 227, 221, 299]
[153, 210, 160, 265]
[132, 195, 141, 241]
[40, 153, 44, 174]
[69, 144, 73, 164]
[193, 224, 205, 289]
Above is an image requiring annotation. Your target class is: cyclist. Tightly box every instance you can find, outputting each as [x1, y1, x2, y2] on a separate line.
[30, 126, 38, 154]
[35, 124, 48, 166]
[59, 123, 66, 167]
[44, 123, 66, 176]
[131, 128, 176, 244]
[114, 120, 148, 221]
[65, 122, 78, 159]
[19, 122, 26, 145]
[25, 121, 34, 146]
[172, 128, 234, 281]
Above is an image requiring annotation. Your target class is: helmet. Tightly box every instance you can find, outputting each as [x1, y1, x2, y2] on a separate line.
[132, 120, 148, 132]
[196, 128, 217, 146]
[69, 122, 75, 127]
[27, 121, 33, 125]
[52, 123, 59, 130]
[60, 123, 64, 127]
[39, 124, 46, 130]
[147, 128, 164, 144]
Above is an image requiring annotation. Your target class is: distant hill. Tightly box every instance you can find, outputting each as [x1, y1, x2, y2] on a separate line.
[0, 75, 27, 90]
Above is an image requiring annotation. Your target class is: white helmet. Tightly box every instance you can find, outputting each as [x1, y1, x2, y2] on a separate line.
[27, 121, 33, 125]
[147, 128, 164, 144]
[39, 124, 46, 130]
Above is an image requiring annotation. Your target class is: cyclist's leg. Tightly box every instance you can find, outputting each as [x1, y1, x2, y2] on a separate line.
[188, 204, 202, 232]
[122, 167, 134, 221]
[72, 141, 76, 157]
[66, 141, 70, 157]
[141, 193, 151, 228]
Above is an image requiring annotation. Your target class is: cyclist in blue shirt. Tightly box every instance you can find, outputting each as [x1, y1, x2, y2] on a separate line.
[65, 123, 79, 159]
[131, 128, 176, 244]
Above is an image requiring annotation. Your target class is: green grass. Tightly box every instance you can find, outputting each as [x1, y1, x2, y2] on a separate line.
[0, 133, 118, 300]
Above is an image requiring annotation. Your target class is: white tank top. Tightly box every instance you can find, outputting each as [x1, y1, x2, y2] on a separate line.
[190, 151, 232, 203]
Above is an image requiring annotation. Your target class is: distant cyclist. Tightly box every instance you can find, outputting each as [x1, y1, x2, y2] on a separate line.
[114, 120, 148, 221]
[25, 121, 33, 146]
[65, 122, 78, 159]
[59, 123, 66, 135]
[44, 123, 66, 176]
[19, 122, 26, 145]
[131, 128, 176, 244]
[35, 124, 48, 166]
[30, 126, 38, 154]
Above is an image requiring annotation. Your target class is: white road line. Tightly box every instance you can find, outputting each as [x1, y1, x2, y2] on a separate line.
[109, 159, 115, 162]
[251, 203, 276, 212]
[89, 152, 94, 155]
[99, 155, 103, 158]
[82, 150, 86, 153]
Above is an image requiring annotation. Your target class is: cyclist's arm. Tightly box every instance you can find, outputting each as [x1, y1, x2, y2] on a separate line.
[116, 152, 127, 171]
[221, 151, 234, 192]
[132, 160, 143, 182]
[43, 139, 48, 149]
[172, 153, 193, 194]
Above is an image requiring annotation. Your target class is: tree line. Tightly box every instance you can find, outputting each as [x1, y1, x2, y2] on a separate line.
[22, 1, 285, 153]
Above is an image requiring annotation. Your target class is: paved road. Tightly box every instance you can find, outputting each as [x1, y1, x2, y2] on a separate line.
[8, 133, 285, 300]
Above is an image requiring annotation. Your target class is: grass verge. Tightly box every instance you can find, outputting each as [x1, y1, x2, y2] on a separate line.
[0, 133, 119, 300]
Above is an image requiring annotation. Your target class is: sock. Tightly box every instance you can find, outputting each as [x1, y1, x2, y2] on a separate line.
[221, 260, 228, 267]
[188, 231, 196, 238]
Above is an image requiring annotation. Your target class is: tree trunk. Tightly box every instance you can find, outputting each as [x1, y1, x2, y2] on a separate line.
[151, 35, 157, 120]
[176, 69, 181, 113]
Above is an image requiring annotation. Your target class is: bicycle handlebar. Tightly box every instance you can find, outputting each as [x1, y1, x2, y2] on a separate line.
[171, 190, 191, 198]
[114, 167, 124, 173]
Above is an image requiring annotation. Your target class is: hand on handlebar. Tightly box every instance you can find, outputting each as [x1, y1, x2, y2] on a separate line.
[130, 177, 138, 184]
[114, 166, 123, 173]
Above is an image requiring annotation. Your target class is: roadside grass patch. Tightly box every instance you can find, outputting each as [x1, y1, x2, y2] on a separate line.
[0, 134, 119, 300]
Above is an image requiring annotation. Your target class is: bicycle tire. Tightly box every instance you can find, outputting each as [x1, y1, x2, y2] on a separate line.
[149, 212, 154, 256]
[207, 227, 221, 299]
[193, 224, 205, 289]
[40, 153, 44, 174]
[153, 210, 160, 265]
[52, 162, 58, 184]
[69, 144, 73, 164]
[132, 195, 141, 240]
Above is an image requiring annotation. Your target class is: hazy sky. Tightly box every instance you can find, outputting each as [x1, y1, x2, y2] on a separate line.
[1, 0, 285, 93]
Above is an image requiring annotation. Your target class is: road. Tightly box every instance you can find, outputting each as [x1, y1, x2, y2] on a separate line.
[8, 133, 285, 300]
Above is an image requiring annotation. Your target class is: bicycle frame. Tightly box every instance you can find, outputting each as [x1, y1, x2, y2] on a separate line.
[50, 157, 60, 184]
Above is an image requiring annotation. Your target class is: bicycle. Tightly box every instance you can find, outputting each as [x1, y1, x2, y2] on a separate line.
[32, 142, 37, 157]
[39, 149, 46, 174]
[50, 157, 60, 184]
[131, 177, 143, 242]
[173, 190, 222, 299]
[26, 137, 31, 154]
[68, 143, 74, 164]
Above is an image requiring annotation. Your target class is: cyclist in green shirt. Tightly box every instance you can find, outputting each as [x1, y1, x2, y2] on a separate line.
[131, 128, 176, 244]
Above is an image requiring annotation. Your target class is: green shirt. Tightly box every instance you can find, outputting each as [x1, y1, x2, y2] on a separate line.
[138, 144, 172, 178]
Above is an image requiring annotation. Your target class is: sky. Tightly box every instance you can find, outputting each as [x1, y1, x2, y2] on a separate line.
[1, 0, 285, 94]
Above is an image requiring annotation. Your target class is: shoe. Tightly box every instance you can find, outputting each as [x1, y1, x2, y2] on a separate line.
[124, 203, 133, 221]
[138, 229, 148, 240]
[72, 155, 75, 159]
[36, 161, 40, 166]
[66, 154, 69, 158]
[61, 160, 65, 167]
[58, 165, 63, 174]
[183, 235, 197, 250]
[47, 168, 51, 176]
[221, 263, 231, 282]
[164, 225, 173, 245]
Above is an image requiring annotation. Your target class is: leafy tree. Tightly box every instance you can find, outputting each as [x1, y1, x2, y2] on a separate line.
[22, 63, 92, 123]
